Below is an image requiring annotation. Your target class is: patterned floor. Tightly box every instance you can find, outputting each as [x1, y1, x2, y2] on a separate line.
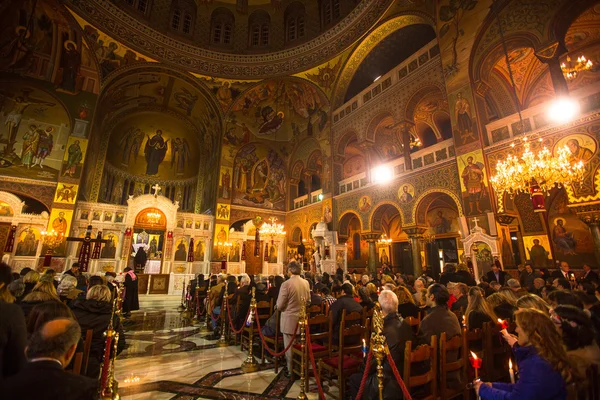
[115, 305, 335, 399]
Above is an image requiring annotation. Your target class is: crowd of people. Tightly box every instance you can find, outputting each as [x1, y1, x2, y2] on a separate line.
[0, 262, 139, 399]
[200, 260, 600, 399]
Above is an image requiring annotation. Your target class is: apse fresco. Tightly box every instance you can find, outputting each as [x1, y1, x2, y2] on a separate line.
[458, 149, 492, 216]
[426, 207, 459, 236]
[548, 190, 596, 266]
[61, 137, 88, 179]
[105, 112, 200, 180]
[0, 81, 71, 181]
[15, 226, 40, 257]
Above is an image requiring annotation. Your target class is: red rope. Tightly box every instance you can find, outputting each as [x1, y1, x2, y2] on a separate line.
[226, 299, 253, 335]
[385, 345, 412, 400]
[356, 351, 373, 400]
[255, 308, 298, 357]
[305, 326, 326, 400]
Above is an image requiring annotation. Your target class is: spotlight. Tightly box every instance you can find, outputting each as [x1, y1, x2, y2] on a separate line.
[372, 165, 393, 184]
[547, 97, 580, 124]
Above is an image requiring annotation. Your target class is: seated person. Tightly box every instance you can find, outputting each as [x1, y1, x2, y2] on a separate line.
[1, 318, 97, 399]
[329, 283, 363, 336]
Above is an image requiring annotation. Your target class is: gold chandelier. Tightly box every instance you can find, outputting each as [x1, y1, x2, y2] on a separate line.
[259, 217, 286, 241]
[377, 234, 392, 246]
[146, 209, 162, 224]
[561, 55, 593, 81]
[490, 138, 585, 197]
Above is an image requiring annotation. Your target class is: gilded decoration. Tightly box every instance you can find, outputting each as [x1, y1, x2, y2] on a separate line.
[65, 0, 395, 79]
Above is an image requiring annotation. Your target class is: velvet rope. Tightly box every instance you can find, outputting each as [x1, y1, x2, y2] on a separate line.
[254, 308, 298, 357]
[305, 324, 326, 400]
[384, 345, 412, 400]
[226, 299, 253, 335]
[208, 299, 220, 322]
[356, 351, 373, 400]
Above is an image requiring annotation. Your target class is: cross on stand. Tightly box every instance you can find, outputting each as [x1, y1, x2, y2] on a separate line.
[470, 217, 480, 232]
[152, 184, 161, 197]
[66, 225, 110, 272]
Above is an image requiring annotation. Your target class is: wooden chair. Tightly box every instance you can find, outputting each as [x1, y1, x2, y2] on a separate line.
[403, 336, 438, 400]
[362, 306, 374, 326]
[308, 304, 322, 317]
[81, 329, 94, 376]
[405, 316, 420, 334]
[319, 322, 368, 399]
[262, 310, 283, 373]
[66, 352, 84, 375]
[439, 330, 468, 400]
[292, 314, 329, 392]
[483, 322, 510, 381]
[241, 300, 271, 352]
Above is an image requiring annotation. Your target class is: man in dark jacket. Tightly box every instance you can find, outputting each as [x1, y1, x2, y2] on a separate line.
[63, 263, 80, 278]
[329, 283, 362, 336]
[346, 290, 415, 399]
[1, 318, 97, 399]
[70, 285, 126, 378]
[519, 263, 541, 292]
[123, 267, 139, 317]
[439, 264, 460, 286]
[419, 283, 462, 391]
[485, 263, 507, 286]
[581, 264, 599, 284]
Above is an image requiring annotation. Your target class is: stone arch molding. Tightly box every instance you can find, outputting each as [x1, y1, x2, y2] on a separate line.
[369, 201, 404, 232]
[411, 189, 463, 225]
[126, 194, 180, 231]
[0, 191, 49, 225]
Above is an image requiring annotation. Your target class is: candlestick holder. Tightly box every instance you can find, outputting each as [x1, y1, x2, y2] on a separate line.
[241, 288, 258, 373]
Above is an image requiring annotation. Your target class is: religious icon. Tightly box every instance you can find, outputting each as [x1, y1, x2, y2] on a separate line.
[62, 138, 86, 178]
[115, 212, 124, 223]
[15, 227, 38, 257]
[55, 40, 82, 94]
[92, 211, 101, 221]
[177, 219, 184, 228]
[52, 212, 68, 237]
[231, 242, 241, 262]
[54, 184, 78, 204]
[174, 238, 188, 261]
[552, 218, 577, 256]
[217, 204, 230, 219]
[34, 126, 54, 168]
[194, 240, 205, 261]
[171, 137, 190, 174]
[185, 220, 192, 229]
[219, 167, 232, 199]
[358, 195, 371, 212]
[453, 91, 475, 144]
[429, 210, 451, 234]
[379, 248, 389, 264]
[80, 210, 89, 220]
[459, 152, 488, 215]
[525, 237, 549, 268]
[100, 233, 117, 259]
[194, 221, 201, 229]
[398, 184, 415, 203]
[104, 212, 113, 222]
[268, 244, 278, 263]
[144, 129, 168, 176]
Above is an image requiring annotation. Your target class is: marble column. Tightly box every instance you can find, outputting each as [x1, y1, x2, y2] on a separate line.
[361, 233, 380, 275]
[405, 227, 427, 277]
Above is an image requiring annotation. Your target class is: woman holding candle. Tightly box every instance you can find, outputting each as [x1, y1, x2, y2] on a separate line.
[476, 309, 578, 399]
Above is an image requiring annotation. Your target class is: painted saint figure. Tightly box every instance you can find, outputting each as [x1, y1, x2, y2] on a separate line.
[20, 124, 39, 168]
[34, 127, 54, 168]
[461, 156, 485, 215]
[430, 210, 451, 234]
[455, 92, 474, 142]
[399, 185, 413, 203]
[52, 212, 68, 237]
[566, 138, 594, 163]
[527, 239, 548, 268]
[174, 239, 187, 261]
[63, 140, 83, 177]
[144, 130, 168, 176]
[58, 41, 81, 93]
[552, 219, 577, 255]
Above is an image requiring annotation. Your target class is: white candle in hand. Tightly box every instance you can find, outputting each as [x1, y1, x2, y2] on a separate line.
[509, 359, 515, 384]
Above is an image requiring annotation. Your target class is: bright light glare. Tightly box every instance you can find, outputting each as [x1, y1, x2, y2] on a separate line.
[374, 75, 381, 82]
[547, 97, 580, 123]
[372, 165, 393, 184]
[318, 193, 324, 201]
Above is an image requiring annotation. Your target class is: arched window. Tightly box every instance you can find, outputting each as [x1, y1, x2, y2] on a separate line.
[124, 0, 151, 15]
[285, 2, 306, 43]
[170, 1, 195, 36]
[248, 10, 270, 48]
[211, 8, 235, 46]
[320, 0, 340, 27]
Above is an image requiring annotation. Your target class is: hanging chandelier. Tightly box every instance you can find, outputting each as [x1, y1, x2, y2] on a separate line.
[259, 217, 286, 242]
[561, 55, 593, 81]
[490, 137, 585, 197]
[377, 234, 392, 246]
[146, 209, 162, 224]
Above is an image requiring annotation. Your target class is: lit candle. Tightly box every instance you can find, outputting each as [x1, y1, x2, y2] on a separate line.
[362, 339, 367, 358]
[498, 318, 509, 330]
[509, 359, 515, 384]
[462, 315, 466, 328]
[469, 351, 482, 380]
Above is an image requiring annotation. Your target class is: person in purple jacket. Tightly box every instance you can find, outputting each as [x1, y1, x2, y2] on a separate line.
[475, 309, 578, 400]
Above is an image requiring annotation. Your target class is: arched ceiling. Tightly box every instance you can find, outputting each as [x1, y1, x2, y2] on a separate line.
[64, 0, 395, 79]
[344, 23, 436, 102]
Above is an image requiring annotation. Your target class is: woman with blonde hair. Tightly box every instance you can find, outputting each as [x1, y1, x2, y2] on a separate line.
[72, 284, 126, 378]
[498, 287, 520, 304]
[516, 294, 550, 315]
[21, 270, 40, 299]
[477, 309, 577, 399]
[465, 286, 497, 330]
[366, 282, 378, 302]
[486, 292, 517, 320]
[394, 285, 419, 319]
[19, 280, 60, 318]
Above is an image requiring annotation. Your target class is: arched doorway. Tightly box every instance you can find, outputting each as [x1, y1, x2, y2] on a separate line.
[338, 212, 366, 270]
[370, 203, 410, 274]
[133, 207, 167, 274]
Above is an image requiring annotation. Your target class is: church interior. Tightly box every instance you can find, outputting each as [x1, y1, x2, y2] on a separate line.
[1, 0, 600, 398]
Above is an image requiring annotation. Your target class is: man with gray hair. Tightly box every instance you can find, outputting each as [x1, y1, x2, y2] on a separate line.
[507, 278, 528, 297]
[1, 318, 97, 399]
[347, 290, 415, 399]
[413, 278, 425, 304]
[276, 260, 310, 377]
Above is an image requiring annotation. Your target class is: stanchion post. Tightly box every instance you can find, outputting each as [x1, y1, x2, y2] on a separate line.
[217, 282, 229, 347]
[202, 276, 213, 332]
[241, 287, 258, 372]
[371, 306, 385, 400]
[297, 298, 307, 400]
[192, 275, 201, 324]
[177, 278, 187, 312]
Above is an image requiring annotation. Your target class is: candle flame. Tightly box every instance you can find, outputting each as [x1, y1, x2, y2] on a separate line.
[362, 339, 366, 346]
[509, 359, 513, 369]
[498, 318, 503, 323]
[470, 351, 478, 359]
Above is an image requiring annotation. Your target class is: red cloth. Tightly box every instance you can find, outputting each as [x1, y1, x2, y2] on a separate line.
[322, 355, 362, 370]
[447, 294, 457, 309]
[293, 343, 327, 352]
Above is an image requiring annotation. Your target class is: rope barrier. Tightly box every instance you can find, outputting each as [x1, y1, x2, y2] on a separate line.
[384, 345, 412, 400]
[208, 299, 220, 322]
[356, 351, 373, 400]
[226, 299, 253, 335]
[305, 326, 326, 400]
[254, 308, 298, 357]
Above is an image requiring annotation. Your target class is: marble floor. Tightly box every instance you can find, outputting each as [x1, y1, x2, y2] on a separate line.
[115, 301, 338, 400]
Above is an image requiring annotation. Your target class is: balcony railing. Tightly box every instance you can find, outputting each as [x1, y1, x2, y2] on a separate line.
[293, 189, 323, 210]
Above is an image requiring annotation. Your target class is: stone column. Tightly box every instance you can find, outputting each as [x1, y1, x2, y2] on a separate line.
[361, 232, 380, 275]
[405, 227, 427, 277]
[399, 121, 415, 171]
[579, 212, 600, 265]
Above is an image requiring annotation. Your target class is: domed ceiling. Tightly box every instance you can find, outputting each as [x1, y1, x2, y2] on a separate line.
[64, 0, 396, 79]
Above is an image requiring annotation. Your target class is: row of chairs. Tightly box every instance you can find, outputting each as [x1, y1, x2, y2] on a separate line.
[65, 329, 94, 376]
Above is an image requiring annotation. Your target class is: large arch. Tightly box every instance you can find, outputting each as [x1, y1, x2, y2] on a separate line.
[369, 201, 403, 233]
[332, 12, 436, 108]
[338, 211, 363, 238]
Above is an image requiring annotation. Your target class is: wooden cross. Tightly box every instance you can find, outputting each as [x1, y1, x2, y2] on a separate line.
[66, 225, 110, 271]
[152, 184, 161, 196]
